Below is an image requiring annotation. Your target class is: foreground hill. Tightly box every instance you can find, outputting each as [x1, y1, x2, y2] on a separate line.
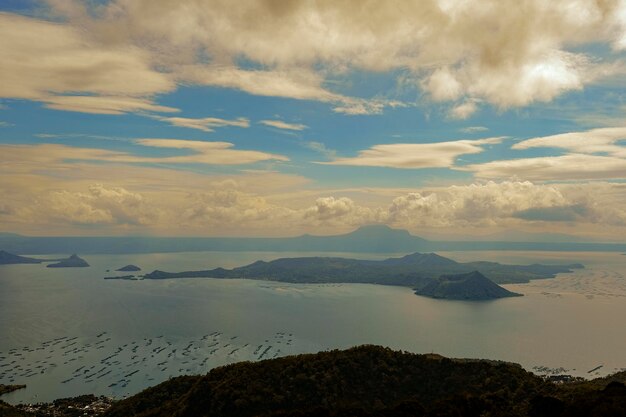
[100, 345, 624, 417]
[2, 347, 625, 416]
[144, 252, 582, 285]
[415, 271, 522, 300]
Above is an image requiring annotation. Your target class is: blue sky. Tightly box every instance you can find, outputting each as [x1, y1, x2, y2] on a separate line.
[1, 1, 626, 239]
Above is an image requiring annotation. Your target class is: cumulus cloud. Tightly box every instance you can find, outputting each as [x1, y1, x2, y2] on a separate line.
[385, 181, 626, 229]
[449, 100, 478, 119]
[322, 137, 503, 169]
[259, 120, 307, 131]
[2, 176, 626, 236]
[35, 184, 159, 226]
[180, 189, 294, 229]
[303, 197, 378, 225]
[156, 116, 250, 132]
[423, 67, 463, 101]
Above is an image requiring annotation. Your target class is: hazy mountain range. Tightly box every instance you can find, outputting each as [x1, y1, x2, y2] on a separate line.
[1, 225, 625, 255]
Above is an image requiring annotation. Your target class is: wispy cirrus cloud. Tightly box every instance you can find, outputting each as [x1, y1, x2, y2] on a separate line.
[464, 154, 626, 181]
[464, 127, 626, 180]
[155, 115, 250, 132]
[459, 126, 489, 134]
[321, 137, 504, 169]
[259, 119, 308, 131]
[512, 126, 626, 157]
[134, 139, 288, 164]
[0, 140, 287, 169]
[0, 12, 176, 115]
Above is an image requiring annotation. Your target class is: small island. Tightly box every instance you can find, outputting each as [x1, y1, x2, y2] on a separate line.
[46, 254, 90, 268]
[415, 271, 522, 300]
[103, 275, 141, 280]
[0, 250, 43, 265]
[116, 264, 141, 272]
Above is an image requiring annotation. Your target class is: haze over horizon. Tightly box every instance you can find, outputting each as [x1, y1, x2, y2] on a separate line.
[2, 1, 626, 240]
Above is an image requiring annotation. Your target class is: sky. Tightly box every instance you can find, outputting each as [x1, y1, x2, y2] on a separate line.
[1, 0, 626, 240]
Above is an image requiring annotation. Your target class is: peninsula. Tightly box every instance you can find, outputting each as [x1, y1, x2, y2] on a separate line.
[0, 250, 43, 265]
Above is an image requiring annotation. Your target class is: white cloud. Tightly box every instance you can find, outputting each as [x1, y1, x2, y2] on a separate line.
[464, 127, 626, 180]
[1, 0, 623, 118]
[133, 139, 289, 165]
[512, 126, 626, 157]
[459, 126, 489, 134]
[303, 197, 377, 225]
[302, 141, 337, 159]
[178, 65, 400, 115]
[0, 140, 288, 169]
[259, 120, 308, 131]
[36, 184, 159, 226]
[156, 116, 250, 132]
[43, 95, 178, 115]
[178, 66, 338, 102]
[465, 154, 626, 181]
[0, 12, 175, 114]
[322, 137, 503, 169]
[23, 0, 624, 115]
[423, 67, 462, 101]
[449, 100, 478, 119]
[385, 181, 626, 229]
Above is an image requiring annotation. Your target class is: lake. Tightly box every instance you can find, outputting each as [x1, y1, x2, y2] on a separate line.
[1, 250, 625, 403]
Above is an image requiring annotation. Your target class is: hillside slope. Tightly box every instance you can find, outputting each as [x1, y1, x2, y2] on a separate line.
[102, 345, 626, 417]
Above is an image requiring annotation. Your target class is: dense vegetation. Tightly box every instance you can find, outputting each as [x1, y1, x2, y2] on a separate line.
[144, 252, 583, 285]
[2, 347, 625, 416]
[101, 346, 625, 417]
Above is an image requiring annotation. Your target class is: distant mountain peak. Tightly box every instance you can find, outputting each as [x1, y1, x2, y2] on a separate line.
[345, 225, 423, 241]
[351, 224, 409, 234]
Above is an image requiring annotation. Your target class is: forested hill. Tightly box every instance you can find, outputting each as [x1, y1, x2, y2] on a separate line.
[144, 251, 583, 285]
[102, 345, 625, 417]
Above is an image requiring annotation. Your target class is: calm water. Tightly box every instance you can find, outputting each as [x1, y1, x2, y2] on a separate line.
[0, 251, 625, 403]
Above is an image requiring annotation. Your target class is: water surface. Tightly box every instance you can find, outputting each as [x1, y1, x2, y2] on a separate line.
[1, 251, 625, 403]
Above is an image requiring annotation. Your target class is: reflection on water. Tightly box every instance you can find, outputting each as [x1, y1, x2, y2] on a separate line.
[0, 251, 625, 403]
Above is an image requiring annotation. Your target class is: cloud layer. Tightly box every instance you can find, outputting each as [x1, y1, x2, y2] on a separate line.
[465, 127, 626, 180]
[322, 137, 503, 168]
[2, 1, 626, 114]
